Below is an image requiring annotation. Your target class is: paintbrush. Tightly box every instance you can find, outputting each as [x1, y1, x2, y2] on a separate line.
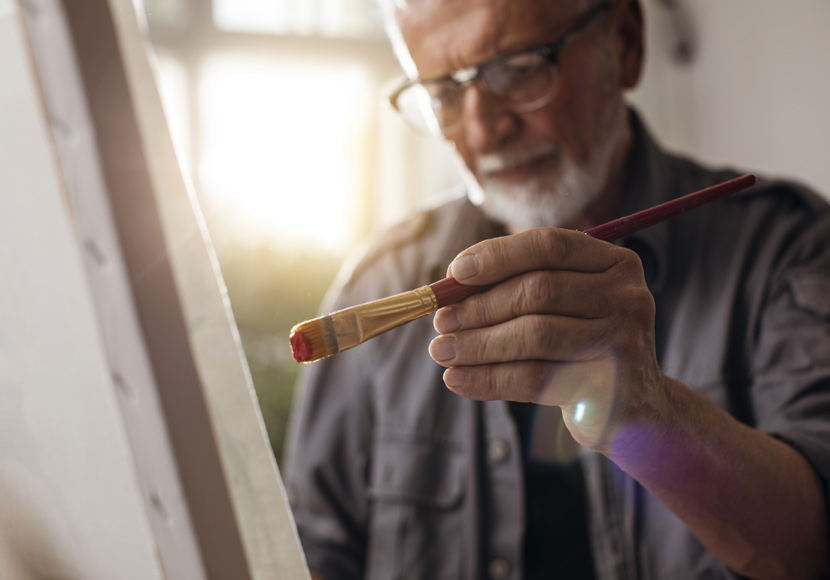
[290, 173, 757, 363]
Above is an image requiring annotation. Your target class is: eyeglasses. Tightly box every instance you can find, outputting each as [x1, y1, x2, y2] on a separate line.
[387, 1, 613, 136]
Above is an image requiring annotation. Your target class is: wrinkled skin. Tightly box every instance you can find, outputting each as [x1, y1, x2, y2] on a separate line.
[429, 227, 668, 454]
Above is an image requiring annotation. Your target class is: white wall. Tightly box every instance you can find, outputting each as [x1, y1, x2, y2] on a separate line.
[631, 0, 830, 198]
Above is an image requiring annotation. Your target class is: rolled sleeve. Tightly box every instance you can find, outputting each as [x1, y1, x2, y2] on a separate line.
[752, 260, 830, 524]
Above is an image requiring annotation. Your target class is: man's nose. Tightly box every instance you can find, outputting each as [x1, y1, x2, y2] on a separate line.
[458, 83, 520, 151]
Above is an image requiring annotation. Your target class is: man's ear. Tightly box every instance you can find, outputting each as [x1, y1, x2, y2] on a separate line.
[614, 0, 645, 89]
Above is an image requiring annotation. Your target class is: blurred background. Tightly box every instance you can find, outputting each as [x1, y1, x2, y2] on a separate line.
[133, 0, 462, 466]
[132, 0, 830, 467]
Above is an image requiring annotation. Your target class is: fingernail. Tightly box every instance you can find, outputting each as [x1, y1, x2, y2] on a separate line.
[434, 307, 462, 333]
[450, 254, 480, 280]
[444, 367, 467, 389]
[429, 336, 457, 362]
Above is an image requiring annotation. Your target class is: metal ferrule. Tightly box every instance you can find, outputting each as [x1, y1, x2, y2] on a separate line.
[330, 285, 437, 352]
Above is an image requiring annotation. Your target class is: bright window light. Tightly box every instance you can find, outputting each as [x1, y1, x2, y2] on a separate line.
[198, 54, 371, 252]
[213, 0, 291, 35]
[212, 0, 383, 37]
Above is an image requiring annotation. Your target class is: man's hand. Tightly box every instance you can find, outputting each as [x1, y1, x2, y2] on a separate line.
[429, 227, 830, 579]
[428, 227, 669, 453]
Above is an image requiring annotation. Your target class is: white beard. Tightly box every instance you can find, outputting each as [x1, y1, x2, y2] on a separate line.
[477, 142, 613, 230]
[460, 52, 628, 230]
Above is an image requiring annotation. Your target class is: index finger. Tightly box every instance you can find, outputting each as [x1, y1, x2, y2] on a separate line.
[449, 228, 626, 285]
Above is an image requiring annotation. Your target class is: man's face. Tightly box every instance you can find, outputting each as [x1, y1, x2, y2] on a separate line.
[398, 0, 638, 229]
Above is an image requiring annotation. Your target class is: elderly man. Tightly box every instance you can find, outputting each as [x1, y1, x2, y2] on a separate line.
[287, 0, 830, 578]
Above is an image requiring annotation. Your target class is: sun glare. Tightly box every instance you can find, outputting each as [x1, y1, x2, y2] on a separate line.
[198, 55, 371, 253]
[574, 401, 587, 423]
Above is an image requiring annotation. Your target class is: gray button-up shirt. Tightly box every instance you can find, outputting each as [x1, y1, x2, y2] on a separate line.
[286, 111, 830, 579]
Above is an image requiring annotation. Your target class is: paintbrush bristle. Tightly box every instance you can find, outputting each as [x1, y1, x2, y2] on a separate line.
[290, 316, 338, 363]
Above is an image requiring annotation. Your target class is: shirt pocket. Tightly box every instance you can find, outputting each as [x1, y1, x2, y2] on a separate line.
[366, 429, 467, 580]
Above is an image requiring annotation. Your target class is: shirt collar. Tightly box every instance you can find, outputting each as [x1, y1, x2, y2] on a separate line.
[618, 108, 675, 295]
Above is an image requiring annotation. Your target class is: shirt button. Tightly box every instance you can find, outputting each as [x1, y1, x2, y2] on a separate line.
[488, 439, 510, 463]
[488, 558, 510, 579]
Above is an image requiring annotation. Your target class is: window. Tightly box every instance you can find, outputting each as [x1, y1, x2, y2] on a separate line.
[213, 0, 384, 38]
[198, 54, 371, 250]
[138, 0, 460, 464]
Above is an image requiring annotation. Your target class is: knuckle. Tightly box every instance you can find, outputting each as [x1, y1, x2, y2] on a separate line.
[631, 288, 656, 317]
[487, 362, 543, 402]
[525, 315, 555, 356]
[490, 367, 512, 401]
[515, 271, 556, 316]
[513, 283, 532, 317]
[468, 330, 493, 361]
[529, 361, 554, 394]
[532, 270, 558, 305]
[468, 364, 506, 401]
[537, 228, 567, 262]
[617, 247, 646, 277]
[490, 240, 512, 272]
[609, 249, 649, 295]
[462, 296, 486, 327]
[462, 289, 503, 329]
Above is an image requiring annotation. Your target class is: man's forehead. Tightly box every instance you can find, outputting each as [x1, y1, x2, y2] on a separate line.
[396, 0, 583, 29]
[396, 0, 585, 77]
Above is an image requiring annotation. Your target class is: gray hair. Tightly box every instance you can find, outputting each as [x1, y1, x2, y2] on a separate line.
[377, 0, 595, 79]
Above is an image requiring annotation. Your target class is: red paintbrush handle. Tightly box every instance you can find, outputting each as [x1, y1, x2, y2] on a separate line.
[584, 173, 756, 242]
[429, 173, 757, 309]
[429, 276, 485, 308]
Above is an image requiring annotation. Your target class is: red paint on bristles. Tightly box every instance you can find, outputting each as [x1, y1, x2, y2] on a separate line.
[429, 174, 757, 309]
[290, 330, 313, 363]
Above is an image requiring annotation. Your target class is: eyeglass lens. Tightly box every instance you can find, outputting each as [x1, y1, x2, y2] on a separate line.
[403, 51, 559, 135]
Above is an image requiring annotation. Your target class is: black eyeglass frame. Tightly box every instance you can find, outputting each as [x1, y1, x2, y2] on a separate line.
[387, 1, 614, 130]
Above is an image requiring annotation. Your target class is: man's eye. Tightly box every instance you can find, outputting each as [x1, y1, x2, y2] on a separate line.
[425, 83, 457, 103]
[500, 54, 545, 76]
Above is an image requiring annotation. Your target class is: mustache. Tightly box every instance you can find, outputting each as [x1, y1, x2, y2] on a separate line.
[476, 143, 561, 175]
